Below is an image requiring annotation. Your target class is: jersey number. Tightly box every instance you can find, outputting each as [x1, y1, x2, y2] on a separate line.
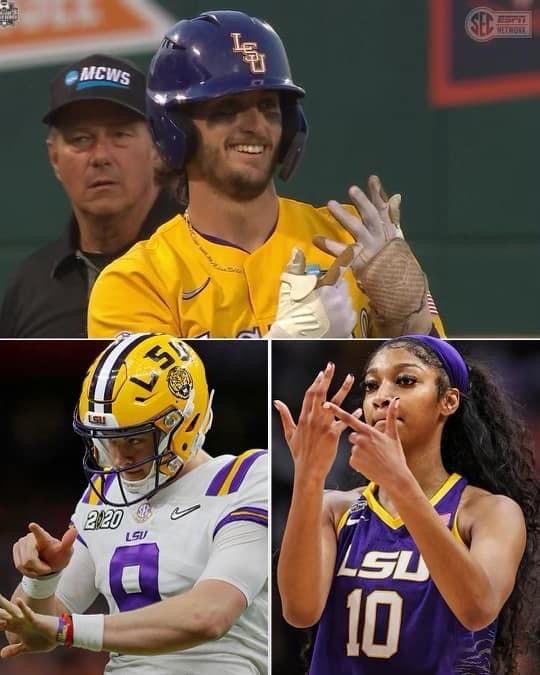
[346, 589, 403, 658]
[109, 543, 161, 611]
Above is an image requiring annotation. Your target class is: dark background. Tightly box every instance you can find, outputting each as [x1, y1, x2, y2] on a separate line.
[0, 0, 539, 335]
[0, 338, 268, 674]
[272, 339, 540, 674]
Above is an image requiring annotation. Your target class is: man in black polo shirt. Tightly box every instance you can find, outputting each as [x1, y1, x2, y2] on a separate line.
[0, 54, 179, 337]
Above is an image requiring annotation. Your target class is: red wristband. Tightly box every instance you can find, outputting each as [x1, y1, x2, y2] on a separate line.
[60, 612, 74, 648]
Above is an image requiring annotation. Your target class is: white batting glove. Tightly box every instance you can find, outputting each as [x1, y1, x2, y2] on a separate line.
[268, 247, 356, 338]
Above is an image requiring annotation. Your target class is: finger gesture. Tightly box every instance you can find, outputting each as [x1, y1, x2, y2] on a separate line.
[0, 594, 57, 657]
[325, 397, 409, 486]
[274, 362, 360, 481]
[13, 523, 77, 578]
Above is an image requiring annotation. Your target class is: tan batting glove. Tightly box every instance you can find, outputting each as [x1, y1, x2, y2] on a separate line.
[314, 175, 432, 336]
[314, 175, 403, 276]
[267, 247, 356, 338]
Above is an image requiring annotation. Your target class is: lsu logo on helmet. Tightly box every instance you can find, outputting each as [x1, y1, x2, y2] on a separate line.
[230, 32, 266, 74]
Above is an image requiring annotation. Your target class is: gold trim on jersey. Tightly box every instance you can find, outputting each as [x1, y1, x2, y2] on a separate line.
[337, 508, 351, 536]
[362, 473, 462, 530]
[88, 475, 104, 506]
[217, 449, 263, 496]
[452, 508, 466, 545]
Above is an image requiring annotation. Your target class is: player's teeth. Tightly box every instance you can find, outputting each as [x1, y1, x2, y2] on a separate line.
[232, 144, 263, 154]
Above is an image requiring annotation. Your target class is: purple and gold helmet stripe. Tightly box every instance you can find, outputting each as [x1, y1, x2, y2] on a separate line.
[213, 506, 268, 537]
[88, 333, 151, 413]
[205, 449, 266, 496]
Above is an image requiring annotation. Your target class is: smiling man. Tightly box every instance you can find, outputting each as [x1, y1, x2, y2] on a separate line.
[0, 54, 179, 337]
[87, 11, 444, 339]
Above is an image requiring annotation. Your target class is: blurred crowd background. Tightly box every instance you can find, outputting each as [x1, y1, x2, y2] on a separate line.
[0, 339, 268, 673]
[272, 339, 540, 674]
[0, 0, 539, 335]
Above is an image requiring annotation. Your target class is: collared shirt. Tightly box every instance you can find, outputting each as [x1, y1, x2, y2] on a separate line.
[0, 189, 180, 338]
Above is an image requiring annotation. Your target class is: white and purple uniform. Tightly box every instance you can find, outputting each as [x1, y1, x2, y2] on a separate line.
[56, 449, 268, 674]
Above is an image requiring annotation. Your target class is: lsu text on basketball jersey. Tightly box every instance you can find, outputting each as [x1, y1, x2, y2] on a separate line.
[309, 474, 496, 675]
[87, 198, 444, 339]
[56, 449, 268, 675]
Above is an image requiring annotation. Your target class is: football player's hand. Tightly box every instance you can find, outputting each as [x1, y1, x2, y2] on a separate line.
[267, 246, 357, 338]
[13, 523, 77, 577]
[314, 174, 403, 279]
[274, 362, 362, 481]
[0, 594, 57, 657]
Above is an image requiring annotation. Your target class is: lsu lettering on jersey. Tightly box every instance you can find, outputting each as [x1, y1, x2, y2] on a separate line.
[56, 450, 268, 675]
[309, 474, 496, 675]
[87, 197, 444, 338]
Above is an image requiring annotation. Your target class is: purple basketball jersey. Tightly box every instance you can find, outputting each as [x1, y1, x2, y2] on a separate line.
[309, 474, 496, 675]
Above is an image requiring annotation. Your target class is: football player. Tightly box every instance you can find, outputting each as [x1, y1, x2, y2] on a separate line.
[87, 10, 444, 339]
[1, 333, 268, 674]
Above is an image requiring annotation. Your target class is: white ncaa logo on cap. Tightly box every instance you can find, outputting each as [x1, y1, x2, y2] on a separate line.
[64, 70, 79, 86]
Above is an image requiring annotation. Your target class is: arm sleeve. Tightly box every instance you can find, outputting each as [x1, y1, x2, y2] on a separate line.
[197, 451, 268, 605]
[197, 519, 268, 605]
[55, 539, 100, 614]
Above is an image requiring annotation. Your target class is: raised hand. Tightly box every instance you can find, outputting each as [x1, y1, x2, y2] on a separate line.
[0, 594, 57, 657]
[314, 175, 433, 336]
[13, 523, 77, 578]
[314, 175, 403, 278]
[274, 362, 361, 481]
[324, 397, 409, 486]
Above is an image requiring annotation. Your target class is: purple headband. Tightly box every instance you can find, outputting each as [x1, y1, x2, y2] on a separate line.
[386, 335, 470, 394]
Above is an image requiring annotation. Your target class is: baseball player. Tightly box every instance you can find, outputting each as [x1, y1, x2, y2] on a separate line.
[87, 10, 444, 339]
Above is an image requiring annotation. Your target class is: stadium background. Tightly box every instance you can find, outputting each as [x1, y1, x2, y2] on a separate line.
[272, 339, 540, 674]
[0, 338, 268, 674]
[0, 0, 539, 335]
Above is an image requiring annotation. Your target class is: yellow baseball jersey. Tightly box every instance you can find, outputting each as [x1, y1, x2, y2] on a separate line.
[88, 197, 444, 338]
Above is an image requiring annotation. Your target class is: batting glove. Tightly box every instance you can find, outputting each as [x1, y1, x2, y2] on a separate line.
[267, 247, 356, 338]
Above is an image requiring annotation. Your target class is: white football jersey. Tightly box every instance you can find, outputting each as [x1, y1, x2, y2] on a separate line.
[57, 449, 268, 675]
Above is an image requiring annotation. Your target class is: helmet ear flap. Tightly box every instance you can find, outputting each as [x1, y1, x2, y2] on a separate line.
[148, 103, 199, 171]
[168, 107, 198, 167]
[278, 97, 308, 181]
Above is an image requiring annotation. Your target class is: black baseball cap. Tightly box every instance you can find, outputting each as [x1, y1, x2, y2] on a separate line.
[42, 53, 146, 125]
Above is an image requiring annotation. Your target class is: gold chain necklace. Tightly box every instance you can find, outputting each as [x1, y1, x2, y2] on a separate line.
[184, 208, 244, 274]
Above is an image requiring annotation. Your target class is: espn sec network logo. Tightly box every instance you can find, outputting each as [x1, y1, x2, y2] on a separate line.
[0, 0, 18, 28]
[465, 6, 532, 42]
[230, 32, 267, 74]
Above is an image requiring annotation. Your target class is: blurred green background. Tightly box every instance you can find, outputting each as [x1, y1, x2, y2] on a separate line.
[0, 0, 538, 335]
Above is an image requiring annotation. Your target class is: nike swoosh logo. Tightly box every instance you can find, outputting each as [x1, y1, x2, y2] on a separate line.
[170, 504, 201, 520]
[182, 278, 211, 300]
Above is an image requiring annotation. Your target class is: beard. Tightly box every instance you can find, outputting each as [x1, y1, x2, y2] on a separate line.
[191, 142, 279, 201]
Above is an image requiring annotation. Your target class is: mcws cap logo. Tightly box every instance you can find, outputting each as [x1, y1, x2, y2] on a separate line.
[64, 65, 131, 91]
